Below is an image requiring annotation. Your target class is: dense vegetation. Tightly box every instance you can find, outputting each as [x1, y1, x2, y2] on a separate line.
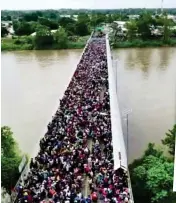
[2, 8, 176, 20]
[1, 9, 176, 50]
[110, 12, 176, 48]
[1, 126, 22, 193]
[129, 125, 176, 203]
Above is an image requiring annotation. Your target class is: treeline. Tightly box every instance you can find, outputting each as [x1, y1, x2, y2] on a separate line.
[1, 126, 22, 193]
[5, 13, 93, 36]
[1, 8, 176, 20]
[1, 13, 94, 50]
[129, 125, 176, 203]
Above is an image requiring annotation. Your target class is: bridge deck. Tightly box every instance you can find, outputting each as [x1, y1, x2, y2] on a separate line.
[13, 34, 133, 203]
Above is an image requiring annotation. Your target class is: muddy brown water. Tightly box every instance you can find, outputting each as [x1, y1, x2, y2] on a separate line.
[1, 48, 176, 162]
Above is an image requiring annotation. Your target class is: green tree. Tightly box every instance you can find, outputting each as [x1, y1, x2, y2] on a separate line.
[129, 126, 176, 203]
[23, 12, 39, 22]
[38, 17, 59, 30]
[126, 20, 138, 41]
[136, 12, 153, 40]
[1, 126, 18, 156]
[13, 21, 34, 36]
[49, 12, 57, 19]
[106, 14, 114, 23]
[58, 17, 76, 28]
[130, 149, 175, 203]
[162, 15, 172, 43]
[1, 126, 21, 192]
[75, 21, 90, 36]
[65, 23, 76, 36]
[95, 13, 106, 25]
[34, 26, 54, 49]
[77, 13, 90, 24]
[54, 27, 68, 48]
[1, 156, 21, 193]
[162, 124, 176, 156]
[145, 158, 174, 202]
[6, 15, 11, 21]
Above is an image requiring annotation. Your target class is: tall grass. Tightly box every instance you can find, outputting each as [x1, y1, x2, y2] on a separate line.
[1, 35, 88, 51]
[113, 39, 176, 48]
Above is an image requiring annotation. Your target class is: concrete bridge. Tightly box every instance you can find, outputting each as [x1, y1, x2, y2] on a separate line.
[11, 33, 134, 203]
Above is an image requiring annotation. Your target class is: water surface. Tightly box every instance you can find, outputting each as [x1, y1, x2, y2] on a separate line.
[1, 50, 82, 157]
[113, 47, 176, 162]
[1, 48, 176, 162]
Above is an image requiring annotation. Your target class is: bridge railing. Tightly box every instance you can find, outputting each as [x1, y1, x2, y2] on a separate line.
[106, 34, 134, 203]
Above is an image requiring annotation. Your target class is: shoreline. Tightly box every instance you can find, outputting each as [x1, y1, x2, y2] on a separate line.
[2, 37, 176, 51]
[2, 43, 176, 52]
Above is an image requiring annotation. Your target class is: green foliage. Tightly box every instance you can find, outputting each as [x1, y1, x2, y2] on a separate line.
[1, 126, 22, 192]
[1, 126, 18, 157]
[53, 27, 68, 49]
[23, 12, 39, 22]
[162, 16, 172, 43]
[130, 126, 176, 203]
[75, 21, 90, 36]
[162, 124, 176, 156]
[67, 35, 89, 49]
[13, 21, 35, 36]
[58, 17, 76, 28]
[34, 27, 54, 49]
[38, 17, 59, 29]
[75, 14, 90, 36]
[1, 37, 34, 51]
[113, 39, 176, 48]
[1, 156, 21, 193]
[136, 12, 153, 40]
[65, 23, 76, 36]
[90, 13, 107, 27]
[1, 15, 11, 21]
[1, 34, 89, 51]
[126, 20, 138, 41]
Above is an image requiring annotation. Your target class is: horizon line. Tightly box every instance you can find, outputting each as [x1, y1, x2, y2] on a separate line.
[2, 7, 176, 11]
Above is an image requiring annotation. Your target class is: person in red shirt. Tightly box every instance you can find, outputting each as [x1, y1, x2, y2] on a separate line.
[91, 191, 98, 202]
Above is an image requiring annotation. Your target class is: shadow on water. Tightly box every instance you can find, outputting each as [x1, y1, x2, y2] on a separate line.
[157, 48, 173, 71]
[33, 51, 58, 68]
[125, 48, 152, 78]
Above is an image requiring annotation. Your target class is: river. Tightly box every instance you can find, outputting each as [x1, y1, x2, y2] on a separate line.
[1, 48, 176, 162]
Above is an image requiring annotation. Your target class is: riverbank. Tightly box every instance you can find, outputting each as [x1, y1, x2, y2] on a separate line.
[1, 36, 89, 51]
[2, 36, 176, 51]
[112, 39, 176, 48]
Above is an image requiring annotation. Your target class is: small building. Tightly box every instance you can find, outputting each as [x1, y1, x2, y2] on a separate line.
[30, 29, 58, 36]
[113, 21, 127, 35]
[167, 15, 176, 22]
[128, 15, 140, 20]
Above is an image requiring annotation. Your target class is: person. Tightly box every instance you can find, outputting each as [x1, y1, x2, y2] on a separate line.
[16, 33, 130, 203]
[91, 192, 98, 202]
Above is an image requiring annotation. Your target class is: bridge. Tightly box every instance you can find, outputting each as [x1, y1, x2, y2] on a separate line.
[11, 32, 134, 203]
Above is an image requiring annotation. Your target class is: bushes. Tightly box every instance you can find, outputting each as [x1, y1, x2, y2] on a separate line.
[129, 126, 176, 203]
[113, 39, 176, 48]
[1, 34, 90, 51]
[1, 126, 22, 192]
[1, 37, 34, 51]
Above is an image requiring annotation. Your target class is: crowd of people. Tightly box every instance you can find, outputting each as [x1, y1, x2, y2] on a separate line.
[16, 34, 131, 203]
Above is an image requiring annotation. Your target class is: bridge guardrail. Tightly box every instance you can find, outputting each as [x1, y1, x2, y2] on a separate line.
[106, 34, 134, 203]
